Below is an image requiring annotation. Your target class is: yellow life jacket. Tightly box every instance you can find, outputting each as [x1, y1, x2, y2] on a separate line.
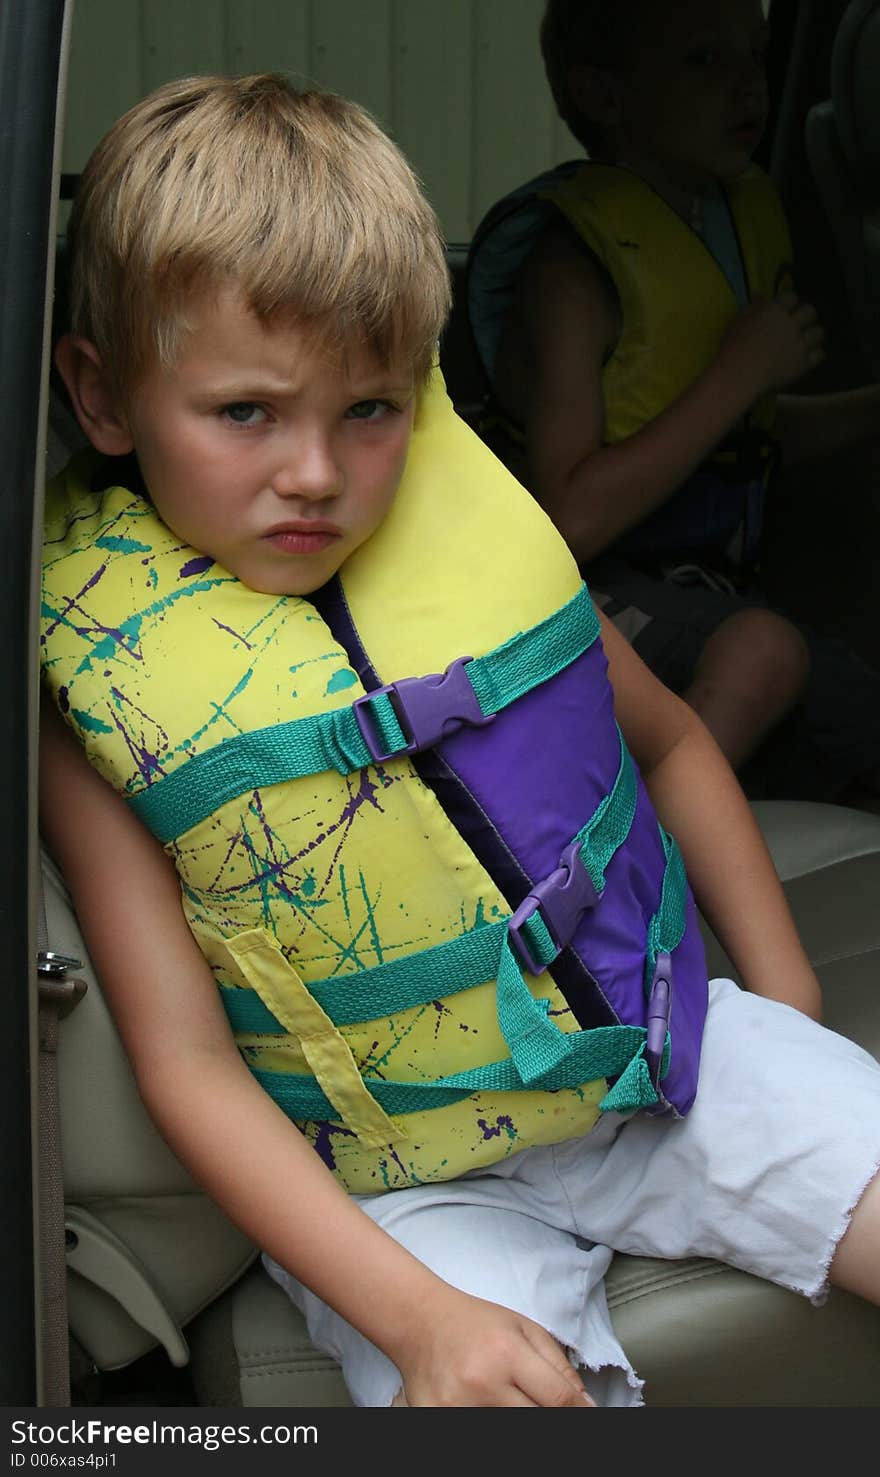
[543, 162, 794, 458]
[41, 371, 707, 1195]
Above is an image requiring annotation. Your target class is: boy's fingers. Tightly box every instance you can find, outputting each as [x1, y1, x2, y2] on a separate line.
[520, 1321, 595, 1405]
[521, 1320, 578, 1372]
[507, 1389, 540, 1407]
[516, 1360, 593, 1408]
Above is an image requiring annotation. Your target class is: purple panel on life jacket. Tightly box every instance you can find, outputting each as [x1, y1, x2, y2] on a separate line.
[434, 638, 707, 1116]
[313, 576, 706, 1115]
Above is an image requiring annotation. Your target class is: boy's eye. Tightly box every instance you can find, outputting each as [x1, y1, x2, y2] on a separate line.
[222, 402, 267, 426]
[345, 399, 393, 421]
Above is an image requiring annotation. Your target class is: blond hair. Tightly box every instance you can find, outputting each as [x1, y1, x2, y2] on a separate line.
[66, 73, 451, 393]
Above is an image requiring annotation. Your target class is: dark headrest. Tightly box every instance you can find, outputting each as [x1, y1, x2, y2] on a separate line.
[832, 0, 880, 186]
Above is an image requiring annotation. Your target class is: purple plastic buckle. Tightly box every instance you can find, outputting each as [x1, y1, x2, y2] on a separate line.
[645, 951, 673, 1090]
[508, 842, 599, 976]
[353, 656, 493, 763]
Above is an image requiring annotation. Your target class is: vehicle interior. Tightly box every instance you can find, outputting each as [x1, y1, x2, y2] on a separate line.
[4, 0, 880, 1408]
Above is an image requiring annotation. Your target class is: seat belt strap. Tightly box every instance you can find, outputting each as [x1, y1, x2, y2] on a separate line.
[36, 869, 86, 1408]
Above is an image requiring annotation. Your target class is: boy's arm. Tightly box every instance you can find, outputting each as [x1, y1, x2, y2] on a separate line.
[598, 613, 823, 1021]
[39, 697, 591, 1408]
[774, 383, 880, 467]
[506, 230, 822, 564]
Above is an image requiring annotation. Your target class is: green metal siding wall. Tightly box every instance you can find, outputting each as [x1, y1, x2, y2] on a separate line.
[62, 0, 579, 242]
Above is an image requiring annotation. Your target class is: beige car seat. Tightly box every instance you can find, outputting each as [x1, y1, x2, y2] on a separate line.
[46, 799, 880, 1408]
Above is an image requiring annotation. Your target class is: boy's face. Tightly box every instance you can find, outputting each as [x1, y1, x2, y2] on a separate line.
[611, 0, 769, 187]
[118, 290, 416, 596]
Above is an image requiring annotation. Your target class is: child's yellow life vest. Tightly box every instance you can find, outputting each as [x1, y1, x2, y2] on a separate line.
[41, 371, 708, 1195]
[542, 162, 793, 458]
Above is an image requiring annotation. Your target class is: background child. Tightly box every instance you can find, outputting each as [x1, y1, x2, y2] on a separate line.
[40, 72, 880, 1408]
[469, 0, 880, 801]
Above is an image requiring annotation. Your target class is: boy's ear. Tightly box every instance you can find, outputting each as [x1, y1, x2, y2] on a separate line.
[54, 334, 135, 457]
[568, 65, 622, 133]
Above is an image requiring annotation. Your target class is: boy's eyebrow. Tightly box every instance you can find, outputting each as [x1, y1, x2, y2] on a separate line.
[195, 377, 414, 401]
[196, 379, 295, 399]
[347, 382, 416, 400]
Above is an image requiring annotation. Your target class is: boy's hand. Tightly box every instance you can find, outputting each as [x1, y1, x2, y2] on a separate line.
[719, 291, 825, 396]
[392, 1286, 594, 1407]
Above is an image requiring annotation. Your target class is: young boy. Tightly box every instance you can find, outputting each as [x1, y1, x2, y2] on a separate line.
[40, 72, 880, 1408]
[468, 0, 880, 799]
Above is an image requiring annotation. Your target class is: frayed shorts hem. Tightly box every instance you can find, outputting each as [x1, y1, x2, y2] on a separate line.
[264, 979, 880, 1405]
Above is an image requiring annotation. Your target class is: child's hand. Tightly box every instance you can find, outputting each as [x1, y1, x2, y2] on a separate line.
[718, 291, 825, 396]
[391, 1286, 595, 1407]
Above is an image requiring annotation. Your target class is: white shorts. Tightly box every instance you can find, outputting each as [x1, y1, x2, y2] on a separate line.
[264, 978, 880, 1406]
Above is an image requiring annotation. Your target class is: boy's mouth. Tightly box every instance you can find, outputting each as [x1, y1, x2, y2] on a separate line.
[265, 520, 342, 555]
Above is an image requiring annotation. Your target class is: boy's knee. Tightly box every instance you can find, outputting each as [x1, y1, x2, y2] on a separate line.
[699, 608, 810, 707]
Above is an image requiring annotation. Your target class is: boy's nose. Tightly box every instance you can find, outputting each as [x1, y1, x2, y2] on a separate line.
[271, 432, 342, 501]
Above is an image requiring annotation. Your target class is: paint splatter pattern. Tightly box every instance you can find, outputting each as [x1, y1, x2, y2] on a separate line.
[41, 455, 605, 1192]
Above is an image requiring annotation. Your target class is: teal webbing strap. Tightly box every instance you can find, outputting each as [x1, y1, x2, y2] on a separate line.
[495, 936, 582, 1081]
[129, 705, 379, 844]
[491, 799, 685, 1107]
[220, 919, 510, 1033]
[218, 728, 635, 1044]
[127, 583, 599, 844]
[498, 730, 637, 1084]
[601, 829, 686, 1115]
[238, 829, 687, 1124]
[214, 724, 687, 1122]
[573, 729, 637, 892]
[359, 689, 407, 758]
[646, 829, 688, 971]
[224, 922, 665, 1112]
[252, 1018, 668, 1123]
[466, 583, 599, 714]
[230, 810, 689, 1120]
[221, 988, 283, 1035]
